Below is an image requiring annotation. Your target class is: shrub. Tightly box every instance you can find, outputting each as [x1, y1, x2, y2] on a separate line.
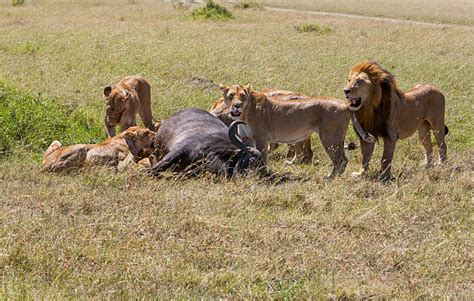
[235, 1, 264, 10]
[191, 0, 233, 21]
[12, 0, 25, 6]
[295, 23, 332, 34]
[0, 82, 102, 156]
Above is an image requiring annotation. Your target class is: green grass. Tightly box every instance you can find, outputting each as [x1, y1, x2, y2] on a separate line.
[11, 0, 25, 6]
[0, 0, 473, 299]
[0, 82, 102, 156]
[295, 23, 331, 34]
[191, 0, 233, 20]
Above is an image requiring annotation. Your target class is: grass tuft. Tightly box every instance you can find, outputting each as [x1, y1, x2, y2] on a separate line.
[295, 23, 332, 34]
[12, 0, 25, 6]
[191, 0, 233, 20]
[0, 82, 102, 156]
[235, 1, 264, 10]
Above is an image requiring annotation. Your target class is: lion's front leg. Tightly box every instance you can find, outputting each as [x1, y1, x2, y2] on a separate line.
[380, 137, 397, 182]
[352, 137, 375, 177]
[105, 117, 116, 137]
[256, 139, 269, 165]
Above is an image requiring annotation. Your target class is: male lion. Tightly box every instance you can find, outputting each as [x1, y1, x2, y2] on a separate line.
[219, 84, 351, 179]
[40, 127, 156, 172]
[210, 89, 313, 164]
[103, 76, 154, 137]
[344, 61, 448, 181]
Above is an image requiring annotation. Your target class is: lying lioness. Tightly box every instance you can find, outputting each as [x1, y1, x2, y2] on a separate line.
[219, 84, 352, 179]
[40, 126, 156, 172]
[210, 89, 314, 164]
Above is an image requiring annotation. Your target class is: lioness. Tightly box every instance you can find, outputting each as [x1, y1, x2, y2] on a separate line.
[344, 61, 448, 181]
[103, 76, 154, 137]
[219, 84, 351, 179]
[210, 89, 313, 164]
[40, 127, 156, 172]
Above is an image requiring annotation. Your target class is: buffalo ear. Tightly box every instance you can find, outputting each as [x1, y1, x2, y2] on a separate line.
[103, 86, 112, 97]
[219, 83, 230, 96]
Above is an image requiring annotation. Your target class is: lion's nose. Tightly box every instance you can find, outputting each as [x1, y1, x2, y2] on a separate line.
[234, 103, 242, 108]
[344, 88, 351, 96]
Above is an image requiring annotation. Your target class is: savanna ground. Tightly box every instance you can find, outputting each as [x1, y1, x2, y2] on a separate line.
[0, 0, 473, 299]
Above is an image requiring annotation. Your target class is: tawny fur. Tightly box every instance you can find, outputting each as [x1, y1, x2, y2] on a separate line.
[344, 61, 448, 181]
[103, 76, 154, 137]
[210, 89, 313, 164]
[40, 126, 156, 173]
[219, 84, 351, 179]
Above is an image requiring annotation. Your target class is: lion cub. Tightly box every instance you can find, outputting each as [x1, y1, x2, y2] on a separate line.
[40, 127, 156, 172]
[103, 76, 155, 137]
[219, 84, 351, 179]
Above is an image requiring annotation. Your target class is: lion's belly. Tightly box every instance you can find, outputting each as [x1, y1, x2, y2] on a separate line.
[268, 128, 314, 144]
[86, 148, 117, 165]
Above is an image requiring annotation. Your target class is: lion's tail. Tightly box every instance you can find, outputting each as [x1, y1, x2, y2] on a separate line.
[445, 125, 449, 136]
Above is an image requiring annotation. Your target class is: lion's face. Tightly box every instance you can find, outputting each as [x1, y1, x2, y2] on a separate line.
[123, 127, 157, 161]
[343, 71, 373, 111]
[219, 84, 251, 120]
[103, 86, 131, 124]
[133, 128, 157, 150]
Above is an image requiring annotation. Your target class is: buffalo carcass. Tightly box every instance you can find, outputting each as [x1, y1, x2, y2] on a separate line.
[151, 108, 263, 177]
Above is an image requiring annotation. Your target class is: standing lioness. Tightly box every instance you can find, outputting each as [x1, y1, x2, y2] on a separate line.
[220, 84, 351, 179]
[103, 76, 154, 137]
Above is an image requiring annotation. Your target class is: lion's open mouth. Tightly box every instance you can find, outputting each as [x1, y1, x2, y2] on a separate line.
[230, 110, 241, 117]
[348, 97, 362, 110]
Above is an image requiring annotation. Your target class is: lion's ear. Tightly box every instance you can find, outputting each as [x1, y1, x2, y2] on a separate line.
[103, 86, 112, 97]
[153, 121, 161, 131]
[243, 84, 252, 95]
[122, 89, 131, 99]
[219, 83, 229, 96]
[123, 131, 137, 141]
[124, 133, 139, 156]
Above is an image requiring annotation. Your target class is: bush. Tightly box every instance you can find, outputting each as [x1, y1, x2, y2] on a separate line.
[191, 0, 233, 21]
[0, 82, 102, 156]
[235, 1, 264, 10]
[295, 23, 331, 34]
[12, 0, 25, 6]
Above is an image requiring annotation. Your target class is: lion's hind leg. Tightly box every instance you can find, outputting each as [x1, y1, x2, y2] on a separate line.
[431, 121, 448, 164]
[417, 121, 434, 167]
[319, 133, 347, 179]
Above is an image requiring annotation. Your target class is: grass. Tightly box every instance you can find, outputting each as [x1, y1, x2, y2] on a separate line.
[254, 0, 474, 25]
[191, 0, 233, 20]
[0, 0, 473, 299]
[295, 23, 331, 34]
[235, 1, 264, 10]
[0, 82, 102, 156]
[11, 0, 25, 6]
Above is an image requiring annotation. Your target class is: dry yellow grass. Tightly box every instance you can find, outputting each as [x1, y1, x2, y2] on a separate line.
[255, 0, 474, 25]
[1, 0, 473, 298]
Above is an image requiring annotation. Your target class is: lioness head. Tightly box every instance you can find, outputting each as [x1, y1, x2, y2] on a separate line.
[123, 127, 157, 161]
[219, 84, 252, 120]
[103, 86, 132, 124]
[343, 61, 393, 111]
[42, 140, 62, 165]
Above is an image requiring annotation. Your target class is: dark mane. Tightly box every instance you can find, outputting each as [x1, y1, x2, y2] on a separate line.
[352, 62, 402, 140]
